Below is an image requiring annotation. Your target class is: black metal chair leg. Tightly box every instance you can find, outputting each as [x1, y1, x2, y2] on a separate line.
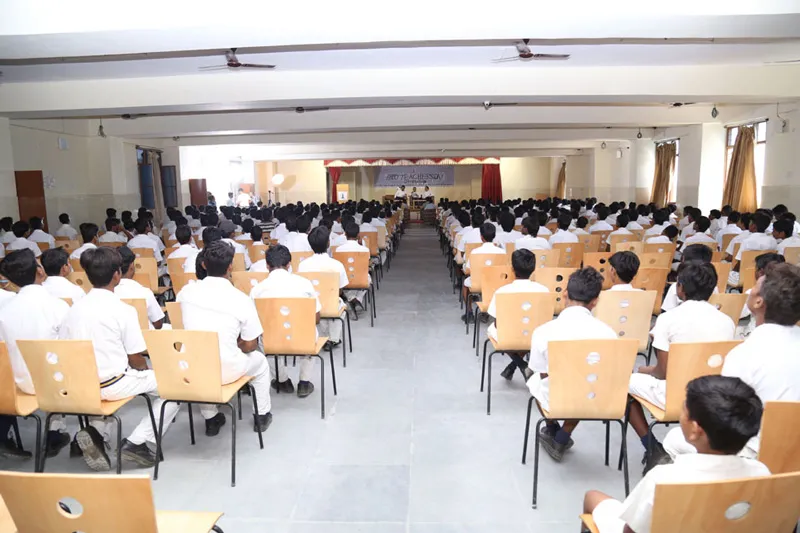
[154, 401, 170, 481]
[532, 418, 545, 509]
[250, 384, 264, 450]
[227, 402, 236, 487]
[346, 311, 353, 354]
[371, 285, 377, 318]
[522, 397, 534, 464]
[29, 414, 42, 472]
[604, 421, 610, 466]
[328, 346, 338, 396]
[336, 316, 347, 367]
[473, 309, 481, 356]
[39, 413, 54, 473]
[187, 403, 196, 445]
[140, 394, 163, 461]
[618, 397, 632, 471]
[487, 350, 501, 415]
[237, 390, 243, 420]
[113, 414, 123, 475]
[618, 420, 631, 496]
[11, 418, 23, 450]
[211, 526, 225, 533]
[368, 290, 374, 328]
[318, 354, 326, 419]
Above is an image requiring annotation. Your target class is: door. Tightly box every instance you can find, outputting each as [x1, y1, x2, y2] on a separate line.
[188, 179, 208, 206]
[14, 171, 48, 231]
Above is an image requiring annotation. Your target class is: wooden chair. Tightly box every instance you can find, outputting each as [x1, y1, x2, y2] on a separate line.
[741, 267, 757, 292]
[359, 232, 380, 271]
[131, 247, 155, 259]
[711, 262, 732, 294]
[196, 239, 205, 250]
[529, 248, 560, 271]
[594, 290, 658, 353]
[739, 249, 776, 276]
[69, 257, 84, 273]
[473, 265, 513, 356]
[638, 252, 672, 269]
[466, 252, 510, 336]
[121, 298, 149, 329]
[503, 242, 515, 261]
[290, 251, 313, 274]
[67, 271, 92, 293]
[758, 401, 800, 474]
[99, 241, 124, 248]
[534, 267, 577, 314]
[232, 271, 268, 295]
[721, 233, 738, 256]
[577, 234, 602, 253]
[545, 222, 558, 233]
[632, 267, 670, 315]
[299, 271, 353, 364]
[783, 246, 800, 266]
[709, 293, 748, 325]
[167, 256, 188, 277]
[608, 233, 639, 250]
[591, 230, 612, 249]
[552, 242, 584, 268]
[35, 241, 50, 253]
[171, 272, 197, 296]
[0, 471, 226, 533]
[58, 240, 81, 254]
[248, 243, 268, 264]
[524, 339, 639, 508]
[612, 241, 643, 255]
[165, 238, 178, 249]
[462, 242, 481, 268]
[255, 297, 335, 419]
[334, 250, 376, 328]
[143, 330, 264, 487]
[711, 251, 724, 262]
[630, 229, 645, 241]
[61, 298, 73, 306]
[481, 292, 555, 414]
[134, 258, 168, 296]
[583, 252, 614, 290]
[165, 302, 183, 329]
[17, 339, 159, 474]
[643, 242, 677, 257]
[231, 253, 246, 272]
[0, 342, 41, 471]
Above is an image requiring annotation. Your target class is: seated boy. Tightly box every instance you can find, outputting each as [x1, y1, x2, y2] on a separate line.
[606, 251, 641, 291]
[461, 223, 505, 320]
[113, 246, 167, 330]
[661, 244, 715, 312]
[549, 213, 579, 245]
[584, 375, 768, 533]
[514, 216, 551, 252]
[40, 247, 87, 303]
[605, 213, 633, 247]
[681, 216, 717, 248]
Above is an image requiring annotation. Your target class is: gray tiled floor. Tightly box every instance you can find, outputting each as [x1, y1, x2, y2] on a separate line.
[3, 226, 664, 532]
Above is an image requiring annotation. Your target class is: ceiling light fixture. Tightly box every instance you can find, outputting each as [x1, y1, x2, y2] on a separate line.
[600, 141, 607, 149]
[483, 101, 492, 111]
[271, 173, 285, 185]
[97, 119, 107, 138]
[711, 106, 719, 119]
[637, 129, 643, 139]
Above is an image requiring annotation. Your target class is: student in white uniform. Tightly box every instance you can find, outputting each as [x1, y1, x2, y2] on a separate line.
[70, 223, 99, 260]
[7, 221, 42, 258]
[0, 219, 14, 245]
[0, 249, 72, 458]
[628, 263, 735, 471]
[284, 216, 313, 254]
[27, 217, 56, 249]
[661, 244, 716, 312]
[663, 262, 800, 460]
[335, 222, 372, 309]
[270, 210, 289, 242]
[644, 224, 678, 246]
[773, 218, 800, 255]
[716, 211, 742, 249]
[549, 213, 579, 245]
[588, 206, 614, 233]
[250, 245, 322, 399]
[422, 185, 434, 199]
[524, 267, 618, 461]
[236, 188, 251, 209]
[682, 216, 717, 248]
[644, 210, 670, 238]
[456, 213, 483, 262]
[606, 251, 641, 291]
[729, 212, 777, 286]
[584, 375, 768, 533]
[493, 212, 523, 250]
[358, 212, 379, 237]
[461, 223, 505, 293]
[98, 218, 128, 244]
[54, 213, 79, 240]
[177, 241, 273, 435]
[219, 222, 252, 270]
[515, 216, 551, 252]
[605, 213, 633, 246]
[167, 225, 200, 272]
[114, 247, 167, 329]
[40, 247, 86, 303]
[59, 247, 180, 470]
[572, 216, 590, 236]
[127, 218, 163, 262]
[625, 209, 644, 231]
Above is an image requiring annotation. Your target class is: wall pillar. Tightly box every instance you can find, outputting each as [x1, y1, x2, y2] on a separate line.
[0, 118, 18, 219]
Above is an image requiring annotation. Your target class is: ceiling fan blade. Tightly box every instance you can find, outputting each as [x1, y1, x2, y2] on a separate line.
[304, 107, 330, 112]
[198, 65, 230, 71]
[768, 58, 800, 64]
[490, 103, 519, 107]
[239, 63, 276, 69]
[532, 54, 571, 60]
[491, 57, 520, 63]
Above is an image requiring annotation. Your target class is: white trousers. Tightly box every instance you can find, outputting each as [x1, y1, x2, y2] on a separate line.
[200, 351, 271, 420]
[628, 374, 666, 409]
[344, 288, 367, 305]
[318, 304, 345, 343]
[591, 499, 626, 533]
[93, 369, 180, 446]
[277, 355, 315, 383]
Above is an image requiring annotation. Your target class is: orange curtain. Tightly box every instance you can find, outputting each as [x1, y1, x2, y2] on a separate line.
[722, 126, 758, 213]
[555, 160, 566, 198]
[650, 142, 677, 207]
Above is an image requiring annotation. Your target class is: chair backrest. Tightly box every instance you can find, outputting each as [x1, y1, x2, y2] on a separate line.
[69, 258, 84, 273]
[711, 251, 725, 263]
[583, 252, 613, 290]
[530, 248, 560, 270]
[609, 233, 639, 249]
[758, 401, 800, 474]
[377, 226, 388, 249]
[130, 247, 155, 259]
[650, 472, 800, 533]
[577, 234, 602, 253]
[99, 241, 124, 248]
[594, 290, 658, 351]
[783, 246, 800, 266]
[0, 343, 35, 416]
[630, 229, 645, 241]
[0, 472, 161, 533]
[479, 265, 513, 309]
[639, 252, 672, 269]
[708, 293, 748, 325]
[196, 239, 205, 249]
[166, 256, 187, 277]
[463, 242, 481, 262]
[494, 292, 556, 350]
[711, 262, 732, 293]
[504, 242, 516, 261]
[121, 298, 149, 329]
[611, 241, 644, 255]
[469, 252, 510, 292]
[643, 242, 677, 257]
[170, 272, 197, 296]
[232, 271, 268, 295]
[248, 243, 268, 264]
[533, 267, 577, 314]
[35, 241, 50, 252]
[61, 298, 72, 306]
[17, 340, 106, 415]
[333, 251, 370, 288]
[552, 242, 584, 268]
[632, 267, 670, 314]
[165, 301, 183, 329]
[256, 297, 318, 354]
[359, 232, 379, 256]
[143, 329, 225, 402]
[298, 271, 340, 317]
[741, 267, 757, 292]
[591, 230, 612, 246]
[67, 272, 92, 293]
[545, 222, 558, 233]
[547, 338, 639, 419]
[661, 340, 742, 419]
[58, 240, 81, 253]
[721, 233, 738, 255]
[165, 238, 178, 249]
[133, 258, 158, 291]
[290, 251, 313, 274]
[232, 252, 246, 272]
[740, 249, 775, 273]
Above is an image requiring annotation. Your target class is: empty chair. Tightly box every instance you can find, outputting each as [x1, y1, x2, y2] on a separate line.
[632, 268, 670, 315]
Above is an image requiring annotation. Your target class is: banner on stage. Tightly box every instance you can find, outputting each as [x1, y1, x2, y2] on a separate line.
[375, 165, 454, 187]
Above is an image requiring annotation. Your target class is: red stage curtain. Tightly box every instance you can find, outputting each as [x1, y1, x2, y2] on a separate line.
[329, 167, 342, 204]
[481, 164, 503, 203]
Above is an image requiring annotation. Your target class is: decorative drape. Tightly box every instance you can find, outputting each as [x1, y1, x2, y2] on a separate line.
[147, 150, 166, 229]
[650, 142, 677, 207]
[555, 161, 567, 198]
[722, 126, 758, 213]
[329, 167, 342, 204]
[481, 164, 503, 204]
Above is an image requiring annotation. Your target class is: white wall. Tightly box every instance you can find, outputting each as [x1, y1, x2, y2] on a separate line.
[273, 160, 327, 204]
[631, 139, 655, 204]
[592, 141, 633, 203]
[0, 118, 18, 219]
[763, 107, 800, 211]
[565, 153, 592, 199]
[499, 157, 552, 199]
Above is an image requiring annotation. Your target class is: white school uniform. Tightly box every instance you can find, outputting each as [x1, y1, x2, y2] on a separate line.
[493, 229, 522, 250]
[607, 283, 640, 291]
[0, 232, 15, 245]
[626, 221, 643, 230]
[114, 278, 165, 329]
[222, 238, 252, 270]
[270, 223, 288, 241]
[0, 242, 6, 259]
[330, 232, 347, 250]
[605, 227, 632, 245]
[778, 235, 800, 255]
[629, 300, 735, 408]
[537, 226, 552, 237]
[644, 223, 667, 237]
[588, 220, 613, 233]
[486, 279, 549, 342]
[679, 224, 696, 242]
[0, 290, 13, 310]
[735, 232, 778, 261]
[177, 276, 271, 418]
[725, 230, 751, 256]
[127, 234, 163, 262]
[645, 235, 672, 245]
[636, 216, 651, 226]
[297, 253, 349, 343]
[514, 235, 552, 252]
[683, 232, 718, 248]
[660, 283, 719, 312]
[98, 231, 127, 244]
[234, 234, 252, 242]
[7, 237, 41, 257]
[28, 229, 56, 248]
[359, 222, 378, 235]
[69, 242, 96, 260]
[54, 224, 79, 240]
[281, 232, 313, 254]
[462, 243, 505, 289]
[42, 275, 86, 303]
[548, 229, 579, 245]
[167, 244, 200, 272]
[457, 227, 482, 253]
[526, 306, 617, 411]
[572, 228, 589, 236]
[59, 288, 179, 445]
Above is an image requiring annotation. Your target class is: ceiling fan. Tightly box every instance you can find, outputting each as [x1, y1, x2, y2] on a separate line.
[492, 39, 570, 63]
[199, 48, 275, 71]
[766, 58, 800, 64]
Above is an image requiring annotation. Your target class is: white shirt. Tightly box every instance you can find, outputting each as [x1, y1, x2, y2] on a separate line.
[607, 283, 640, 291]
[0, 285, 69, 394]
[548, 229, 579, 245]
[650, 300, 735, 352]
[234, 234, 252, 242]
[7, 237, 41, 257]
[464, 242, 505, 270]
[297, 253, 349, 288]
[127, 234, 163, 262]
[679, 223, 696, 242]
[422, 189, 434, 199]
[98, 231, 127, 244]
[626, 221, 643, 230]
[494, 229, 523, 249]
[736, 232, 778, 261]
[114, 278, 164, 327]
[167, 244, 200, 272]
[487, 279, 549, 318]
[588, 220, 613, 233]
[270, 223, 288, 241]
[683, 232, 717, 248]
[618, 454, 769, 533]
[606, 227, 632, 245]
[42, 275, 86, 303]
[178, 276, 263, 375]
[394, 188, 407, 199]
[661, 283, 719, 312]
[28, 229, 55, 248]
[330, 233, 347, 249]
[636, 216, 651, 226]
[280, 232, 312, 254]
[457, 227, 482, 253]
[250, 268, 322, 314]
[572, 228, 589, 236]
[59, 288, 146, 382]
[147, 232, 166, 252]
[336, 240, 370, 254]
[726, 230, 751, 256]
[645, 223, 667, 237]
[359, 222, 378, 234]
[54, 224, 79, 240]
[514, 235, 552, 252]
[237, 192, 251, 208]
[778, 235, 800, 256]
[537, 227, 552, 237]
[221, 238, 252, 270]
[70, 242, 96, 260]
[0, 290, 13, 309]
[646, 235, 672, 245]
[0, 233, 15, 245]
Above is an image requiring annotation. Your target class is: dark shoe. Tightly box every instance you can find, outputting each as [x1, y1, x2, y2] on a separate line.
[254, 412, 273, 432]
[323, 340, 341, 351]
[538, 428, 567, 462]
[271, 378, 295, 394]
[499, 363, 516, 381]
[541, 425, 574, 451]
[297, 381, 315, 398]
[70, 435, 83, 458]
[120, 439, 156, 468]
[643, 441, 673, 475]
[461, 311, 475, 324]
[204, 413, 226, 437]
[0, 438, 32, 460]
[45, 430, 71, 458]
[75, 427, 111, 471]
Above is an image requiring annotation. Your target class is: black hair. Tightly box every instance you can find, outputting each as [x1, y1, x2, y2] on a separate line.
[662, 225, 679, 240]
[511, 249, 536, 279]
[0, 249, 38, 287]
[522, 216, 539, 236]
[265, 244, 292, 269]
[106, 208, 117, 218]
[755, 252, 784, 273]
[251, 226, 263, 242]
[728, 211, 740, 224]
[175, 225, 192, 245]
[499, 212, 515, 233]
[471, 212, 485, 228]
[557, 212, 572, 231]
[134, 218, 149, 235]
[677, 262, 717, 301]
[29, 217, 43, 231]
[308, 226, 330, 254]
[616, 213, 630, 228]
[362, 212, 373, 224]
[59, 213, 70, 224]
[297, 216, 312, 234]
[566, 267, 604, 303]
[11, 221, 29, 238]
[40, 247, 70, 277]
[576, 216, 588, 229]
[722, 205, 732, 216]
[773, 218, 793, 237]
[80, 247, 122, 288]
[480, 222, 496, 243]
[105, 217, 121, 231]
[685, 375, 763, 454]
[682, 243, 713, 263]
[79, 223, 99, 243]
[285, 214, 298, 232]
[344, 222, 360, 239]
[695, 216, 711, 233]
[200, 240, 235, 277]
[117, 246, 136, 275]
[202, 227, 222, 244]
[609, 251, 640, 283]
[709, 209, 722, 220]
[752, 212, 771, 233]
[761, 263, 800, 325]
[595, 206, 609, 221]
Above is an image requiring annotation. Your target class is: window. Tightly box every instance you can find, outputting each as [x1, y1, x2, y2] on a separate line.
[725, 121, 766, 205]
[655, 139, 679, 203]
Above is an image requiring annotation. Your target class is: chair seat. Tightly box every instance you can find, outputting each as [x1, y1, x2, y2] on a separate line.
[477, 301, 489, 313]
[579, 513, 600, 533]
[14, 393, 38, 417]
[488, 335, 529, 353]
[155, 510, 223, 533]
[220, 375, 254, 404]
[321, 304, 347, 319]
[98, 395, 137, 416]
[265, 337, 330, 356]
[631, 394, 669, 422]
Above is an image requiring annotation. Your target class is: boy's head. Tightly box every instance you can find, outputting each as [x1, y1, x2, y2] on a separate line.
[680, 375, 762, 455]
[471, 212, 485, 229]
[511, 249, 536, 280]
[296, 216, 312, 234]
[344, 222, 360, 240]
[175, 225, 192, 245]
[694, 216, 711, 233]
[40, 247, 71, 278]
[308, 226, 330, 254]
[576, 216, 588, 229]
[661, 225, 679, 241]
[202, 226, 222, 244]
[727, 211, 740, 225]
[59, 213, 70, 225]
[199, 241, 235, 278]
[522, 216, 539, 237]
[0, 249, 43, 287]
[479, 222, 496, 243]
[12, 221, 30, 238]
[499, 212, 515, 233]
[105, 217, 121, 232]
[79, 223, 99, 244]
[754, 252, 784, 280]
[595, 206, 609, 221]
[29, 217, 44, 231]
[615, 213, 630, 229]
[772, 218, 793, 240]
[117, 246, 137, 278]
[557, 212, 572, 231]
[265, 244, 292, 271]
[676, 262, 717, 302]
[134, 218, 149, 235]
[747, 262, 800, 326]
[751, 212, 771, 233]
[80, 247, 122, 289]
[682, 243, 713, 264]
[608, 251, 640, 284]
[566, 267, 604, 309]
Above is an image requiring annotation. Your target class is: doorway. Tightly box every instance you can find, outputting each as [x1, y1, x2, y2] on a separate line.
[14, 170, 48, 231]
